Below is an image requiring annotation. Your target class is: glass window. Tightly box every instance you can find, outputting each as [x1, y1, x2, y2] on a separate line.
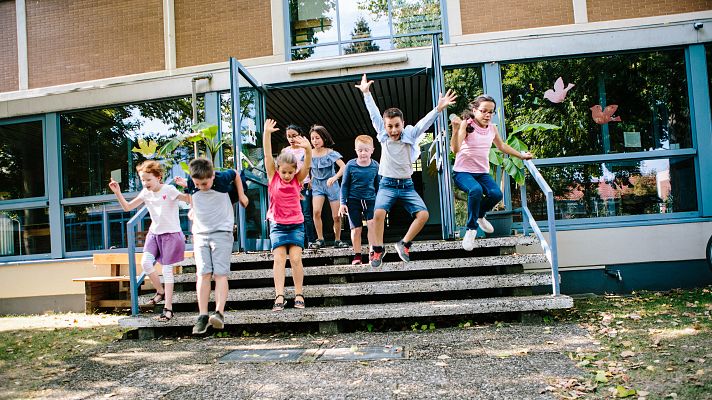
[0, 120, 45, 200]
[0, 208, 50, 256]
[60, 97, 200, 198]
[501, 49, 692, 158]
[512, 157, 697, 220]
[289, 0, 443, 60]
[707, 44, 712, 117]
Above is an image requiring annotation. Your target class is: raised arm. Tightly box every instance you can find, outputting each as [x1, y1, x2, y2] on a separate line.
[356, 74, 387, 142]
[410, 89, 458, 144]
[263, 119, 279, 180]
[108, 179, 144, 211]
[294, 136, 312, 183]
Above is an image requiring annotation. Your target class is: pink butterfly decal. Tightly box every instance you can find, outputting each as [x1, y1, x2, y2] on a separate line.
[543, 77, 575, 103]
[590, 104, 622, 124]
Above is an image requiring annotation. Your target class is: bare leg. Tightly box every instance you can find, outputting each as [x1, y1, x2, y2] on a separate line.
[351, 227, 362, 254]
[146, 271, 164, 296]
[403, 210, 429, 243]
[366, 219, 376, 252]
[214, 275, 229, 313]
[196, 273, 211, 315]
[373, 209, 387, 246]
[272, 246, 288, 297]
[287, 245, 304, 295]
[312, 196, 326, 241]
[329, 200, 342, 241]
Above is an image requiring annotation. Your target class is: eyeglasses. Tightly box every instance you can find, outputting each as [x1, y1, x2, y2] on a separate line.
[475, 109, 496, 116]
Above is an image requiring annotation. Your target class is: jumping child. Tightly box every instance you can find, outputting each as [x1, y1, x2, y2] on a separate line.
[308, 125, 348, 249]
[450, 95, 533, 251]
[108, 160, 190, 322]
[338, 135, 380, 265]
[263, 119, 312, 311]
[356, 73, 457, 267]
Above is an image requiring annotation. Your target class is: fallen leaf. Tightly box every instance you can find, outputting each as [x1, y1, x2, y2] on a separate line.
[595, 370, 608, 383]
[621, 351, 635, 358]
[615, 385, 636, 398]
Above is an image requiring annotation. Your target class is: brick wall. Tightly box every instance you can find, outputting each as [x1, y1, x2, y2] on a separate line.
[174, 0, 272, 68]
[0, 0, 18, 93]
[588, 0, 712, 22]
[26, 0, 164, 89]
[460, 0, 574, 34]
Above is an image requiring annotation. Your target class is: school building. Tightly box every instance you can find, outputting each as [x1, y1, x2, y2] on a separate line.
[1, 0, 711, 314]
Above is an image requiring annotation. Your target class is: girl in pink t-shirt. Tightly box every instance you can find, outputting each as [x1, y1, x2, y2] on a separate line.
[263, 119, 312, 311]
[451, 95, 533, 251]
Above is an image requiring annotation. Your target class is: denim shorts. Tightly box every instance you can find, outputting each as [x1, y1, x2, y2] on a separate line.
[312, 178, 341, 202]
[345, 198, 376, 229]
[374, 177, 427, 216]
[269, 222, 305, 251]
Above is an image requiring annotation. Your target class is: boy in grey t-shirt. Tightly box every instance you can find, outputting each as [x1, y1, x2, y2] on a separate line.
[356, 74, 457, 267]
[187, 158, 235, 335]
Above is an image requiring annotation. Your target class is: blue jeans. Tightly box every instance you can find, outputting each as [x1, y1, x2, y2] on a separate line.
[374, 177, 427, 216]
[453, 172, 503, 230]
[301, 184, 317, 245]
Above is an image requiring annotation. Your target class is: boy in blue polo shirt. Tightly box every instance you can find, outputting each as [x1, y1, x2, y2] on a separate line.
[356, 74, 456, 267]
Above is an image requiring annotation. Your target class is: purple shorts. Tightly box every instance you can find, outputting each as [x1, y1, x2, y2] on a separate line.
[143, 232, 186, 265]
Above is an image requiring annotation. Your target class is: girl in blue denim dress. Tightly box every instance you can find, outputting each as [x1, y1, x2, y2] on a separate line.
[308, 125, 348, 249]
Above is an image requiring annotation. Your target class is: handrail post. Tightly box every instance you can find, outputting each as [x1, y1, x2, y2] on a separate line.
[127, 224, 139, 316]
[546, 191, 560, 296]
[520, 184, 529, 236]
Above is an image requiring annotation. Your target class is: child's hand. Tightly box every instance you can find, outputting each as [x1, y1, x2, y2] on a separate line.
[174, 176, 187, 188]
[449, 114, 462, 132]
[294, 136, 311, 149]
[326, 177, 337, 187]
[239, 193, 249, 208]
[338, 204, 348, 217]
[355, 74, 373, 94]
[520, 151, 534, 160]
[264, 119, 279, 135]
[436, 89, 458, 112]
[188, 208, 195, 221]
[108, 179, 121, 193]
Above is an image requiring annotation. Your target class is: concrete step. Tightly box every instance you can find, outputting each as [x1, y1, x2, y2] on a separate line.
[175, 236, 539, 267]
[170, 254, 548, 283]
[120, 294, 573, 328]
[145, 273, 553, 304]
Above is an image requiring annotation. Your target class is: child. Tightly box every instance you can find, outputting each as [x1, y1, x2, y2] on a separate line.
[186, 158, 239, 334]
[308, 125, 348, 249]
[450, 95, 533, 251]
[108, 160, 190, 322]
[263, 119, 312, 311]
[356, 73, 457, 267]
[338, 135, 380, 265]
[281, 124, 317, 247]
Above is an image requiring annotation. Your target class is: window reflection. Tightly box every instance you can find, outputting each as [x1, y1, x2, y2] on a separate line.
[512, 157, 697, 220]
[0, 121, 45, 200]
[502, 50, 692, 158]
[0, 209, 50, 256]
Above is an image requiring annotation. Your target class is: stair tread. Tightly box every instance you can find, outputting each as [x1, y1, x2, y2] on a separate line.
[169, 254, 548, 283]
[146, 273, 553, 303]
[120, 295, 573, 328]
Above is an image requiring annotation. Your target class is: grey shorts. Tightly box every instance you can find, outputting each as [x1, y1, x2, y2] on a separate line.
[193, 231, 233, 276]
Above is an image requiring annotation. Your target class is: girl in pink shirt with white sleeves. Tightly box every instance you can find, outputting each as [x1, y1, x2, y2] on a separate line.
[451, 95, 533, 251]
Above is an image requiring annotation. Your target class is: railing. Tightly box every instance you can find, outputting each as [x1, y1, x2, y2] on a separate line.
[127, 205, 149, 316]
[519, 159, 561, 296]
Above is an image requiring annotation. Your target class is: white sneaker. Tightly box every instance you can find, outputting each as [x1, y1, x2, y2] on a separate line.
[477, 217, 494, 234]
[462, 229, 476, 251]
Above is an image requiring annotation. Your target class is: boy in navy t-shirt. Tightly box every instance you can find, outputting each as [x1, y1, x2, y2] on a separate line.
[176, 169, 249, 207]
[338, 135, 380, 265]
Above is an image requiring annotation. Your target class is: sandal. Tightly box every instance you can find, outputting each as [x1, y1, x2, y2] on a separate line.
[294, 294, 305, 309]
[272, 295, 287, 312]
[154, 308, 173, 322]
[146, 292, 164, 306]
[309, 239, 325, 249]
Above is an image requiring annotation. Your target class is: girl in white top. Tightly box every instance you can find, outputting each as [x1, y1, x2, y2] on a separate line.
[109, 160, 191, 321]
[451, 95, 532, 251]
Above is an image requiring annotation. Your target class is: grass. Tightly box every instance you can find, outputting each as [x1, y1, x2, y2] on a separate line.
[0, 315, 125, 398]
[548, 286, 712, 399]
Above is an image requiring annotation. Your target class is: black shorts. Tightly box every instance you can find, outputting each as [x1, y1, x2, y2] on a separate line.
[346, 198, 376, 229]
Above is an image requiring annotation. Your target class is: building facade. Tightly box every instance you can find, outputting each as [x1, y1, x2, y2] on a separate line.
[1, 0, 711, 313]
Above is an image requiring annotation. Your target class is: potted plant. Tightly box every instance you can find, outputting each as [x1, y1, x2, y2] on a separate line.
[484, 122, 560, 236]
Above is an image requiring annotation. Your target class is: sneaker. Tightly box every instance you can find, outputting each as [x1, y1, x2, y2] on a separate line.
[477, 217, 494, 234]
[394, 240, 410, 262]
[462, 229, 476, 251]
[192, 314, 209, 335]
[308, 239, 324, 249]
[369, 248, 386, 267]
[334, 240, 350, 248]
[208, 311, 224, 330]
[351, 255, 362, 265]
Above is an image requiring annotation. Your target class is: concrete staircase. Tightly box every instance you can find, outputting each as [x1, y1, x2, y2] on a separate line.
[119, 236, 573, 334]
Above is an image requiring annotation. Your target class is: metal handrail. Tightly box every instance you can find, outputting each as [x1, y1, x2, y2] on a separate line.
[520, 159, 560, 296]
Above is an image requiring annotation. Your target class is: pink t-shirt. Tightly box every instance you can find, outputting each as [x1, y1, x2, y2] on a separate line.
[453, 123, 496, 174]
[266, 174, 304, 225]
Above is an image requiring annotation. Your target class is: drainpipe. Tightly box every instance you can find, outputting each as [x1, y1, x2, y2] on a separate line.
[191, 74, 213, 158]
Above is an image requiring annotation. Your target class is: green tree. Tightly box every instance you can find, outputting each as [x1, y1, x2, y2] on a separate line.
[344, 17, 380, 55]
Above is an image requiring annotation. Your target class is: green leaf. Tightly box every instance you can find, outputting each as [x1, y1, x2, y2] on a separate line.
[594, 370, 608, 383]
[615, 385, 636, 398]
[179, 161, 190, 174]
[131, 139, 158, 157]
[510, 123, 560, 135]
[489, 148, 504, 166]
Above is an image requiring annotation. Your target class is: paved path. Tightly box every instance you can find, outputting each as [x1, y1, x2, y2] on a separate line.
[29, 323, 594, 399]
